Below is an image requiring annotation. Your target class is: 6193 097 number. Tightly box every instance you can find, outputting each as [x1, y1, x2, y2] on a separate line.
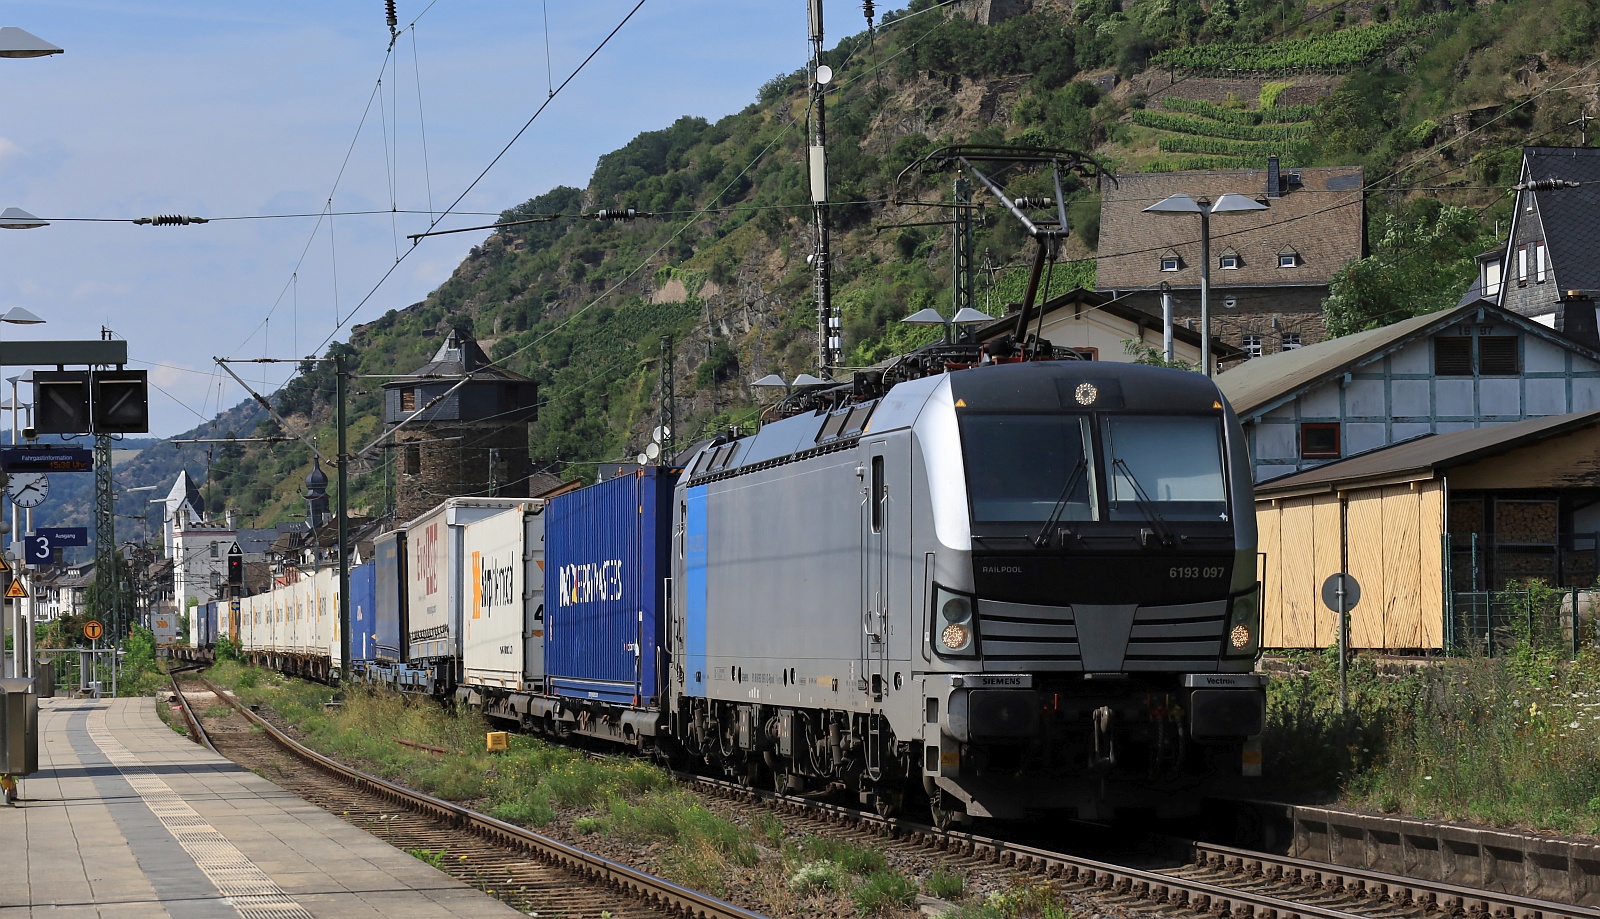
[1169, 566, 1225, 579]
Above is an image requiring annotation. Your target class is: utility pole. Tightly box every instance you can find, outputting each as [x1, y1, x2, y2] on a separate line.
[952, 177, 974, 320]
[94, 330, 117, 644]
[657, 336, 676, 467]
[808, 0, 838, 376]
[336, 355, 350, 682]
[1570, 110, 1594, 146]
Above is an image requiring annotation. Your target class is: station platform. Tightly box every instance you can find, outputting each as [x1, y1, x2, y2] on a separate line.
[0, 696, 525, 919]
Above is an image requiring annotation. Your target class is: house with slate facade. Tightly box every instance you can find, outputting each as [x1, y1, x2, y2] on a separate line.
[1496, 146, 1600, 342]
[1214, 300, 1600, 482]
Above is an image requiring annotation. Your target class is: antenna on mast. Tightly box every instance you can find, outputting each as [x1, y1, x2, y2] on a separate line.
[808, 0, 838, 376]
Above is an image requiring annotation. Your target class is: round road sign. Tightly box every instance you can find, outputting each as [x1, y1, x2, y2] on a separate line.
[83, 619, 104, 641]
[1320, 573, 1361, 612]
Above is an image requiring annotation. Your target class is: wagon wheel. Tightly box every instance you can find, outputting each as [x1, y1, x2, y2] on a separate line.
[872, 785, 904, 819]
[929, 788, 965, 830]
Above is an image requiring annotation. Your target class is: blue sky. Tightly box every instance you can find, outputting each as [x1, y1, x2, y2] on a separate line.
[0, 2, 808, 436]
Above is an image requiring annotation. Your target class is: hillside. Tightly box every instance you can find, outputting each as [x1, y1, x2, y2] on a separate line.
[160, 0, 1599, 527]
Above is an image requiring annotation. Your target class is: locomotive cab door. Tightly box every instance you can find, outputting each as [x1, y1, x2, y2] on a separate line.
[862, 443, 891, 701]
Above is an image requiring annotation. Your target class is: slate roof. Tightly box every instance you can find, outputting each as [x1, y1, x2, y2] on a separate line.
[1214, 300, 1600, 418]
[1517, 147, 1600, 298]
[402, 328, 531, 382]
[1096, 165, 1364, 291]
[1256, 409, 1600, 496]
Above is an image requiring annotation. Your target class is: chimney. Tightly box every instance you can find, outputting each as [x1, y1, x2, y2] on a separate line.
[1557, 290, 1600, 352]
[1266, 155, 1282, 199]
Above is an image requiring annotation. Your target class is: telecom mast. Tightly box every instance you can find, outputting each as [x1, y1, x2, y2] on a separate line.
[808, 0, 839, 375]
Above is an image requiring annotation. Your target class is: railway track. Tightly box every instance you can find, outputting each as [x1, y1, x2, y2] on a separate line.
[691, 775, 1600, 919]
[168, 670, 768, 919]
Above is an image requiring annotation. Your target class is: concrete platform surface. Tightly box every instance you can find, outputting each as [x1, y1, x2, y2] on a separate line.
[0, 696, 526, 919]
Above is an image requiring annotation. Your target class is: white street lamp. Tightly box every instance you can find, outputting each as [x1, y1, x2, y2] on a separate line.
[901, 306, 993, 344]
[1143, 192, 1268, 376]
[0, 27, 63, 59]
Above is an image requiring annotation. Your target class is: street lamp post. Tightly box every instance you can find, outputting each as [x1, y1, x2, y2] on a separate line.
[1142, 193, 1268, 376]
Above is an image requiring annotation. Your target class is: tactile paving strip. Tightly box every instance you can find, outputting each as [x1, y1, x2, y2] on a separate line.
[86, 708, 317, 919]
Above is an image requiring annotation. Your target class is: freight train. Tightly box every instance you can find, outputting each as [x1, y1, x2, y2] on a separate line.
[191, 359, 1265, 826]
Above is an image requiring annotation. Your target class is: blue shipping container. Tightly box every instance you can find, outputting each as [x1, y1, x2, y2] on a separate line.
[349, 561, 379, 663]
[544, 466, 676, 705]
[374, 530, 407, 662]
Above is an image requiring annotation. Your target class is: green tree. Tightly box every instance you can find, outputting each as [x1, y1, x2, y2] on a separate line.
[1324, 205, 1496, 337]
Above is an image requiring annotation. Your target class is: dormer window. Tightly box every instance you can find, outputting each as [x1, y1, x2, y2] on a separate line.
[1277, 248, 1300, 269]
[1160, 251, 1182, 272]
[1219, 250, 1241, 270]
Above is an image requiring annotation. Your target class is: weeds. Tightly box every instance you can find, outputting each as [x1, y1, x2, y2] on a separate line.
[787, 860, 844, 893]
[924, 868, 966, 900]
[797, 835, 886, 874]
[408, 848, 446, 869]
[851, 869, 918, 915]
[1265, 603, 1600, 837]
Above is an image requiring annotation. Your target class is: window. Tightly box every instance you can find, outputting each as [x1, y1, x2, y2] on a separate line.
[871, 456, 885, 533]
[400, 388, 417, 411]
[1219, 251, 1240, 270]
[1535, 242, 1547, 284]
[1518, 246, 1528, 287]
[959, 415, 1096, 524]
[209, 543, 219, 558]
[1281, 333, 1303, 350]
[1479, 336, 1520, 375]
[1277, 251, 1300, 268]
[1104, 416, 1228, 521]
[402, 444, 421, 476]
[1434, 337, 1473, 376]
[1160, 255, 1181, 272]
[1301, 423, 1340, 459]
[1242, 335, 1263, 358]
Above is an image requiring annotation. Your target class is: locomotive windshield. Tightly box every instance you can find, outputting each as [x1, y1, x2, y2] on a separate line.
[1103, 416, 1228, 522]
[960, 415, 1096, 523]
[959, 412, 1229, 525]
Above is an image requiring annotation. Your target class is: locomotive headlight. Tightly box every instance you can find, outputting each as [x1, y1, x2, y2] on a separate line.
[931, 584, 979, 657]
[941, 622, 973, 651]
[941, 595, 972, 623]
[1226, 584, 1262, 658]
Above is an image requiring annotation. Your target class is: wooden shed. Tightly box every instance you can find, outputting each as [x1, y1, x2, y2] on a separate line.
[1255, 409, 1600, 651]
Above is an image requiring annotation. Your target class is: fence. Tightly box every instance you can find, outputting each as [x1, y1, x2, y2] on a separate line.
[1445, 586, 1598, 658]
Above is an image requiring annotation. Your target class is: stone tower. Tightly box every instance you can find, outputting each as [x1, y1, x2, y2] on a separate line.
[382, 329, 539, 521]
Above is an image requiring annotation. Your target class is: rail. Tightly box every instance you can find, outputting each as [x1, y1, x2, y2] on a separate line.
[176, 672, 767, 919]
[692, 774, 1600, 919]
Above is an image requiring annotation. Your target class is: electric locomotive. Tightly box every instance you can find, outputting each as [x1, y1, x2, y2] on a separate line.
[668, 358, 1263, 825]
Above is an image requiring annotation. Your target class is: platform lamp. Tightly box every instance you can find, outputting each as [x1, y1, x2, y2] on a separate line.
[901, 307, 993, 344]
[1142, 193, 1267, 377]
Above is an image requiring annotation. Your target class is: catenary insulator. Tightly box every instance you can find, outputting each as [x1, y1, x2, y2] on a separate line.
[1013, 196, 1055, 209]
[386, 0, 398, 35]
[1515, 178, 1581, 191]
[134, 214, 209, 226]
[584, 208, 653, 221]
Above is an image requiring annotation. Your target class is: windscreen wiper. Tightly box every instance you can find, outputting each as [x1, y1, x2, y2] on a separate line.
[1034, 457, 1088, 548]
[1111, 458, 1174, 547]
